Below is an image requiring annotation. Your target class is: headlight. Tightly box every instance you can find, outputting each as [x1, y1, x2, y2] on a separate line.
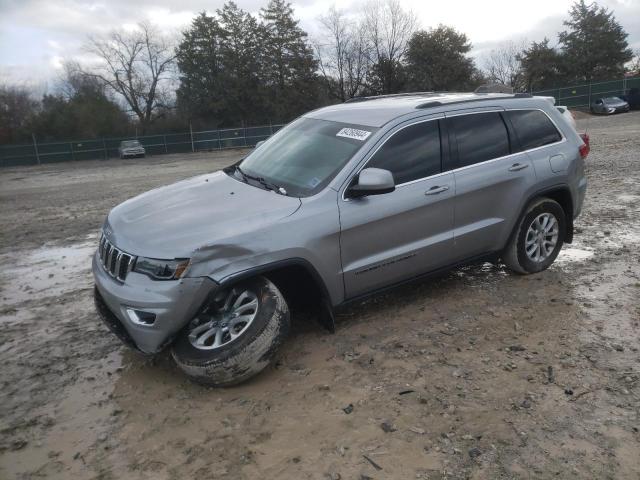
[133, 257, 190, 280]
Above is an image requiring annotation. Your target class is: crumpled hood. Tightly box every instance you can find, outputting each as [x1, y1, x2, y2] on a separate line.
[104, 171, 301, 259]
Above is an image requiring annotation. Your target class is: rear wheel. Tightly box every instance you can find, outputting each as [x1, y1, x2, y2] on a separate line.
[171, 276, 290, 386]
[502, 198, 566, 274]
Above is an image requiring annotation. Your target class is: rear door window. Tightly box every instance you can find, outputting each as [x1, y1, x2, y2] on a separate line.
[367, 120, 441, 185]
[505, 110, 562, 151]
[450, 112, 510, 167]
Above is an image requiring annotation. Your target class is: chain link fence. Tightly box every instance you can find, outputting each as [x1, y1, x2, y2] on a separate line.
[2, 75, 639, 168]
[531, 76, 640, 108]
[0, 124, 285, 168]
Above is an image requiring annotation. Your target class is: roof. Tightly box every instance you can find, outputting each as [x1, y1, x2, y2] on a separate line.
[304, 92, 526, 127]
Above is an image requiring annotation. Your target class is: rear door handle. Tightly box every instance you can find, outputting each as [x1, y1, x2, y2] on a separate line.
[509, 163, 529, 172]
[425, 185, 449, 195]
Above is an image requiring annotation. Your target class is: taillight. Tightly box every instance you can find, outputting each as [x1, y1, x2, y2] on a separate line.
[579, 133, 590, 159]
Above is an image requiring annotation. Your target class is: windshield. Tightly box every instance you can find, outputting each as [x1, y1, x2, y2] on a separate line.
[604, 97, 622, 103]
[234, 117, 377, 197]
[121, 140, 141, 147]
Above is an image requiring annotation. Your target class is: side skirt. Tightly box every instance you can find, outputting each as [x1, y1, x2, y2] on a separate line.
[337, 251, 500, 310]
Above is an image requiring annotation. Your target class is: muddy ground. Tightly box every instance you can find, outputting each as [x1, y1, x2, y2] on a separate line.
[1, 112, 639, 480]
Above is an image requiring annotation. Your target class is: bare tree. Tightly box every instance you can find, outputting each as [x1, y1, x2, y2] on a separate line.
[83, 23, 175, 133]
[365, 0, 417, 64]
[482, 40, 527, 91]
[363, 0, 418, 93]
[315, 6, 370, 101]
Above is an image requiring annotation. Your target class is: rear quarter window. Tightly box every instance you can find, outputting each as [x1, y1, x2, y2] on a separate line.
[449, 112, 510, 168]
[505, 110, 562, 151]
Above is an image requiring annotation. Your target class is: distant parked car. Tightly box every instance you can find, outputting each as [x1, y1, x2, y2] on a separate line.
[118, 140, 146, 159]
[590, 96, 630, 115]
[621, 88, 640, 110]
[556, 106, 577, 130]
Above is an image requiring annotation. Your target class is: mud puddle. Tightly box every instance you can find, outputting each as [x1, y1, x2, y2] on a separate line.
[556, 247, 595, 263]
[0, 234, 97, 309]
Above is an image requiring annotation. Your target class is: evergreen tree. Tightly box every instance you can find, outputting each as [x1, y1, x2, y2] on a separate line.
[0, 85, 38, 144]
[406, 26, 478, 91]
[559, 0, 633, 82]
[176, 12, 225, 126]
[260, 0, 320, 122]
[365, 59, 407, 95]
[217, 2, 267, 125]
[519, 39, 565, 91]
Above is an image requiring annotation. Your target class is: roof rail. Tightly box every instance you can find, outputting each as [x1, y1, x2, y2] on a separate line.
[344, 91, 437, 103]
[415, 93, 537, 110]
[344, 97, 368, 103]
[415, 101, 442, 109]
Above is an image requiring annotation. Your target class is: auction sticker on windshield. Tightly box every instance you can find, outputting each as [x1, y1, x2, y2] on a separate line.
[336, 128, 372, 141]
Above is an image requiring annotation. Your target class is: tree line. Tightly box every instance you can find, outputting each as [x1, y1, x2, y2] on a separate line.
[1, 0, 637, 146]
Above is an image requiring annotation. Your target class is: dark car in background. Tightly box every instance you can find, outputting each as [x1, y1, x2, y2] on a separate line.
[621, 88, 640, 110]
[590, 96, 630, 115]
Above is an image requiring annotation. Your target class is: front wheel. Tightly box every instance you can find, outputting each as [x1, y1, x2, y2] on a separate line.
[172, 276, 290, 386]
[502, 198, 566, 274]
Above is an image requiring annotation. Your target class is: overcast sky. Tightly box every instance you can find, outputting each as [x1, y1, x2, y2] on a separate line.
[1, 0, 639, 89]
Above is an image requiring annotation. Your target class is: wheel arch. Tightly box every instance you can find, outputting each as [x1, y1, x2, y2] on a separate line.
[505, 185, 575, 251]
[539, 187, 574, 243]
[217, 258, 336, 332]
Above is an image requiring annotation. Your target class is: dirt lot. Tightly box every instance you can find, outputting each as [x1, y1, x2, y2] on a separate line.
[1, 112, 639, 480]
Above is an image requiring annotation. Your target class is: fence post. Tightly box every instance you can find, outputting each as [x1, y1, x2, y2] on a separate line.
[103, 139, 107, 160]
[217, 129, 221, 150]
[557, 88, 561, 105]
[189, 122, 195, 153]
[588, 82, 592, 108]
[70, 142, 74, 161]
[32, 133, 41, 165]
[163, 135, 168, 154]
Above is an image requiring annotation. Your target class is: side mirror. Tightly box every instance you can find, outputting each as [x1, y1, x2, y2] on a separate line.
[255, 140, 265, 149]
[346, 168, 395, 198]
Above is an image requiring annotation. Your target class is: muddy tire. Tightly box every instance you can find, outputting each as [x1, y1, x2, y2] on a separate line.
[502, 198, 566, 274]
[171, 276, 290, 386]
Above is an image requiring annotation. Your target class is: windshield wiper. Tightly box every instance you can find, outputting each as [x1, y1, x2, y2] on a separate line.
[234, 165, 249, 183]
[235, 166, 288, 196]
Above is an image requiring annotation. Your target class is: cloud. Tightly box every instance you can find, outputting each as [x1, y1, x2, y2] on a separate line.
[1, 0, 638, 86]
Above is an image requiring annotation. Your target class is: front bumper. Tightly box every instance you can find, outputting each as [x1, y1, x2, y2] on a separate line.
[121, 149, 145, 156]
[92, 251, 217, 353]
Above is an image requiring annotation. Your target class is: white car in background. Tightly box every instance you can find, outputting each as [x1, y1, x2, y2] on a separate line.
[118, 140, 146, 159]
[536, 96, 577, 131]
[556, 106, 577, 130]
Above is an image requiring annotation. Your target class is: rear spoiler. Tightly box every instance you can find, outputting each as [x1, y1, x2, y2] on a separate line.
[536, 95, 557, 106]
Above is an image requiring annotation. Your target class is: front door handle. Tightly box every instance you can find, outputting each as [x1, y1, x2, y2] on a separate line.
[509, 163, 529, 172]
[425, 185, 449, 195]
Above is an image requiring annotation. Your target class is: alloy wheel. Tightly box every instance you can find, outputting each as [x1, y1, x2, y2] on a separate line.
[525, 213, 559, 263]
[188, 288, 259, 350]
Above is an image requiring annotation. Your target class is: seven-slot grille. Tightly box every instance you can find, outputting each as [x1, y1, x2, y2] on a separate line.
[98, 233, 135, 281]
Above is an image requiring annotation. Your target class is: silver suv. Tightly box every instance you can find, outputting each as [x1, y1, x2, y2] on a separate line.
[93, 92, 588, 385]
